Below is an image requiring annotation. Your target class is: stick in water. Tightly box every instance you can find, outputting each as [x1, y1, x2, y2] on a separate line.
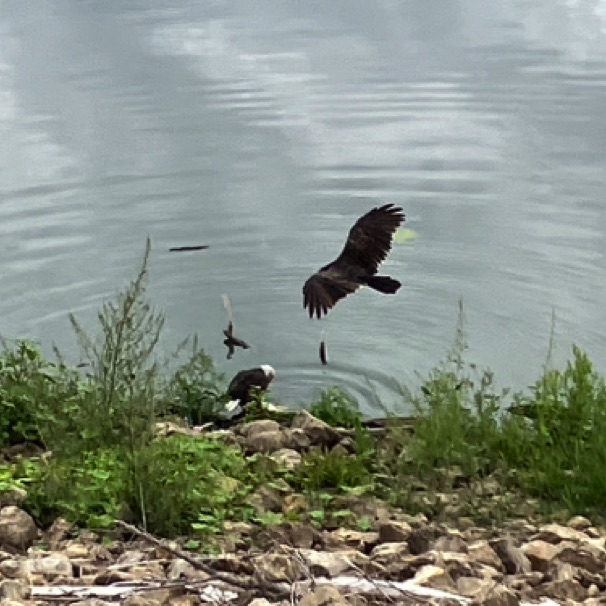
[169, 245, 209, 252]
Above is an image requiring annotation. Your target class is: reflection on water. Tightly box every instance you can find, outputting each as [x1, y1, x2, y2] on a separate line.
[1, 1, 606, 415]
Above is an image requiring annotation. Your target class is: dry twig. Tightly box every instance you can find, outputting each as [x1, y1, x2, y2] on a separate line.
[115, 521, 289, 600]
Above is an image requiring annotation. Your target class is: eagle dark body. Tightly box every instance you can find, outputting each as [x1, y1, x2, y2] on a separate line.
[303, 203, 405, 319]
[227, 364, 276, 406]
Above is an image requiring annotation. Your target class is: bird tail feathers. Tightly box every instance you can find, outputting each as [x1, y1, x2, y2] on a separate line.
[367, 275, 401, 294]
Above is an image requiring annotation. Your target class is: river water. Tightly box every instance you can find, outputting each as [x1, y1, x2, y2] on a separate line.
[1, 1, 606, 415]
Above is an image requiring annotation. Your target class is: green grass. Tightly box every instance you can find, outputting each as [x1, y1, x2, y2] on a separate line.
[2, 241, 606, 542]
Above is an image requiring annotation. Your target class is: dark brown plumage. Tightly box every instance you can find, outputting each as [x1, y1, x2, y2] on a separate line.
[303, 204, 405, 319]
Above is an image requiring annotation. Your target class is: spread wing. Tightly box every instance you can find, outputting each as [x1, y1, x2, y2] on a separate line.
[334, 203, 405, 273]
[303, 271, 360, 319]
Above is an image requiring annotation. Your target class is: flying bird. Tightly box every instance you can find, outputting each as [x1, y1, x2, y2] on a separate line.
[224, 364, 276, 416]
[303, 203, 405, 319]
[223, 321, 251, 359]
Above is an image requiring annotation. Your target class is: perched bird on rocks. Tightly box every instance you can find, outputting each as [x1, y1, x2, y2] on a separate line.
[223, 364, 276, 417]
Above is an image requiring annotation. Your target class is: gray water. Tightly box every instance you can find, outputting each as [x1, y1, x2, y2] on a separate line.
[1, 1, 606, 415]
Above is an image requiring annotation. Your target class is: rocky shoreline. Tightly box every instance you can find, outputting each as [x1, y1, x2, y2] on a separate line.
[1, 411, 606, 606]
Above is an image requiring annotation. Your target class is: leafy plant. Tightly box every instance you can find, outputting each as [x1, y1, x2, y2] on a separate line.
[309, 387, 363, 429]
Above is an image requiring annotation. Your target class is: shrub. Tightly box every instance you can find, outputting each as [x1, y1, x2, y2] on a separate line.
[308, 387, 363, 429]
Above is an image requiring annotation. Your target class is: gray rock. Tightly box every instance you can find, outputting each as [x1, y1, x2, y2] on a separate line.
[491, 538, 532, 574]
[532, 578, 588, 602]
[0, 488, 27, 508]
[0, 560, 23, 579]
[242, 430, 287, 454]
[533, 522, 589, 544]
[252, 553, 300, 582]
[239, 419, 281, 437]
[377, 520, 412, 543]
[369, 541, 410, 563]
[24, 553, 73, 578]
[0, 580, 30, 600]
[297, 549, 365, 577]
[407, 524, 440, 554]
[166, 558, 197, 581]
[123, 589, 172, 606]
[467, 539, 504, 571]
[290, 411, 341, 449]
[282, 429, 312, 452]
[481, 585, 520, 606]
[521, 539, 565, 573]
[0, 507, 38, 550]
[567, 515, 593, 531]
[326, 528, 379, 553]
[46, 517, 73, 549]
[269, 448, 302, 469]
[558, 542, 606, 574]
[299, 586, 348, 606]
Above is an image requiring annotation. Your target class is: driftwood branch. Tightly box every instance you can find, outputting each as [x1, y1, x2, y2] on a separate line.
[169, 245, 209, 252]
[115, 520, 289, 600]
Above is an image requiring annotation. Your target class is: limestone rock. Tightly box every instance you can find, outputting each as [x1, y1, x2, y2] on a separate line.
[456, 576, 498, 600]
[567, 515, 592, 531]
[533, 523, 589, 544]
[283, 429, 312, 452]
[282, 493, 308, 515]
[432, 532, 468, 553]
[269, 448, 302, 469]
[63, 543, 91, 559]
[558, 542, 606, 574]
[407, 524, 440, 554]
[412, 564, 454, 590]
[0, 507, 38, 550]
[123, 589, 172, 606]
[491, 538, 532, 574]
[247, 485, 284, 514]
[0, 560, 23, 579]
[370, 541, 410, 563]
[326, 528, 379, 553]
[0, 488, 27, 508]
[468, 539, 504, 572]
[298, 549, 365, 577]
[241, 430, 286, 454]
[531, 578, 588, 602]
[290, 411, 341, 449]
[286, 523, 322, 549]
[239, 419, 281, 437]
[377, 520, 412, 543]
[0, 580, 30, 601]
[167, 558, 197, 581]
[24, 553, 73, 578]
[168, 596, 200, 606]
[299, 586, 348, 606]
[522, 539, 564, 573]
[481, 584, 519, 606]
[46, 517, 73, 549]
[252, 553, 300, 582]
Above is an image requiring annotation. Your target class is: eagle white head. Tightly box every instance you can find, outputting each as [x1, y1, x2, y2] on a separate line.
[261, 364, 276, 381]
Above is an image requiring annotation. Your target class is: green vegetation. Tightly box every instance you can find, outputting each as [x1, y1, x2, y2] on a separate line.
[2, 240, 606, 547]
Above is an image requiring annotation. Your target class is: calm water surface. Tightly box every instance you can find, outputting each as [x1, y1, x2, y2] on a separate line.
[1, 1, 606, 415]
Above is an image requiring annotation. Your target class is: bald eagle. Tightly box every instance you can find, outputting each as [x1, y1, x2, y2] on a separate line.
[224, 364, 276, 415]
[303, 204, 405, 319]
